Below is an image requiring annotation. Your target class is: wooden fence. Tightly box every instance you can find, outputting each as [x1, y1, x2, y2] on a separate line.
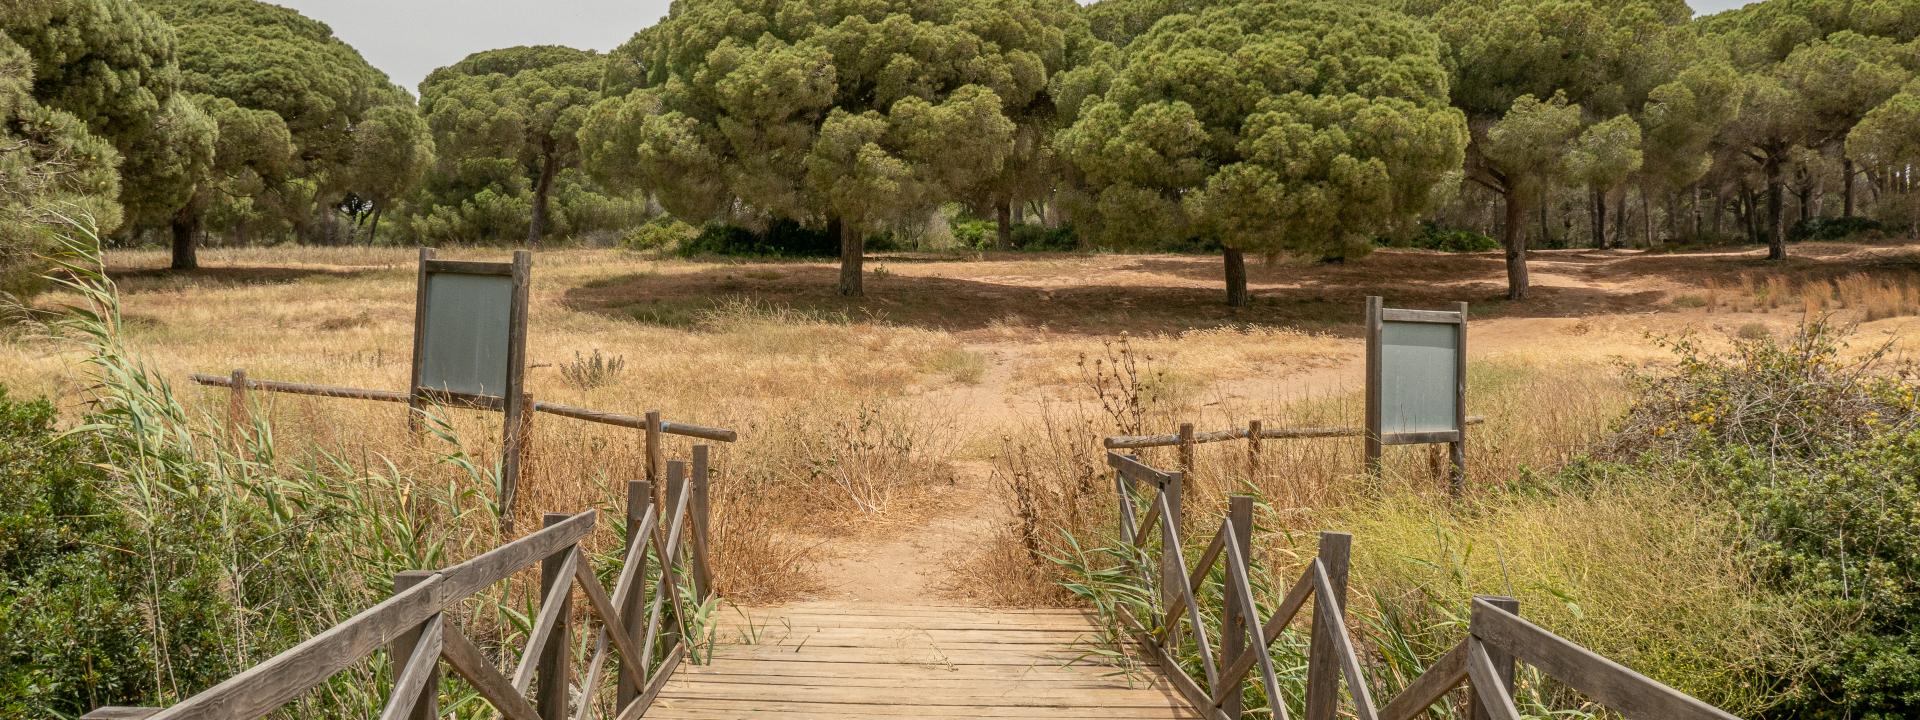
[1105, 416, 1485, 482]
[1105, 450, 1744, 720]
[193, 369, 736, 522]
[85, 450, 719, 720]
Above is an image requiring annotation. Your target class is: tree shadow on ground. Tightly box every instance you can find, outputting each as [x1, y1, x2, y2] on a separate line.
[561, 251, 1671, 338]
[106, 265, 376, 293]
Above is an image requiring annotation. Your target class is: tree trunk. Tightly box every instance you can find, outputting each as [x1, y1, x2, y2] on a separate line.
[367, 206, 384, 245]
[1642, 186, 1656, 248]
[1503, 190, 1529, 300]
[1223, 246, 1248, 307]
[1712, 190, 1724, 236]
[1590, 185, 1607, 248]
[527, 149, 557, 246]
[837, 217, 864, 297]
[1538, 194, 1551, 247]
[1797, 186, 1812, 225]
[995, 199, 1013, 251]
[1764, 155, 1787, 260]
[1842, 157, 1856, 217]
[1613, 186, 1628, 248]
[170, 209, 199, 271]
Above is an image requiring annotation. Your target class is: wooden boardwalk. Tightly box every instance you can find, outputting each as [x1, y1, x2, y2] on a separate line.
[647, 601, 1199, 719]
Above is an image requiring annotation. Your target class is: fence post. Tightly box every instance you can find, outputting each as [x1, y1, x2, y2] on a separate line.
[645, 410, 664, 506]
[390, 571, 439, 720]
[1364, 295, 1385, 477]
[1305, 531, 1352, 720]
[1177, 423, 1195, 476]
[618, 480, 652, 708]
[1246, 419, 1263, 480]
[690, 445, 712, 601]
[1451, 300, 1470, 496]
[502, 392, 534, 528]
[1469, 596, 1520, 720]
[1220, 495, 1255, 718]
[535, 513, 573, 720]
[1160, 469, 1185, 650]
[227, 368, 249, 448]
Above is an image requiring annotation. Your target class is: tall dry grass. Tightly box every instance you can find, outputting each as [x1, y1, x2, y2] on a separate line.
[972, 332, 1823, 714]
[1694, 270, 1920, 320]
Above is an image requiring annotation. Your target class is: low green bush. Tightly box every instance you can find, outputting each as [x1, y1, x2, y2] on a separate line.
[1378, 222, 1499, 252]
[1596, 319, 1920, 717]
[947, 216, 1079, 251]
[678, 218, 902, 257]
[621, 218, 699, 252]
[1789, 216, 1886, 243]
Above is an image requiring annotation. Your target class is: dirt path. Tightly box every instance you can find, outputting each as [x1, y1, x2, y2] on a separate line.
[807, 346, 1025, 604]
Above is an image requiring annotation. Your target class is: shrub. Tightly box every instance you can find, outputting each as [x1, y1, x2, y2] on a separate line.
[622, 218, 698, 252]
[1607, 319, 1916, 461]
[947, 216, 1079, 251]
[679, 218, 845, 257]
[1596, 319, 1920, 717]
[1380, 222, 1499, 252]
[948, 217, 994, 248]
[561, 349, 627, 390]
[0, 387, 164, 716]
[1789, 216, 1885, 242]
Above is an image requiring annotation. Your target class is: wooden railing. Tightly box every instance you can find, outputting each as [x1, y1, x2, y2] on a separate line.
[193, 369, 735, 525]
[85, 450, 719, 720]
[1105, 450, 1744, 720]
[1105, 416, 1485, 478]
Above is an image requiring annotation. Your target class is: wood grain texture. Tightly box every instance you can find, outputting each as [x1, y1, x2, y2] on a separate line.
[1469, 599, 1742, 720]
[652, 602, 1200, 719]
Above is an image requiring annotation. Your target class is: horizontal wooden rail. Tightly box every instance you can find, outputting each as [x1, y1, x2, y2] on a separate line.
[190, 372, 736, 442]
[88, 448, 722, 720]
[1104, 415, 1486, 449]
[1105, 451, 1746, 720]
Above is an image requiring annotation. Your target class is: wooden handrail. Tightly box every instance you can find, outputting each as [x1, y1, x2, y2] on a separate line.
[189, 372, 738, 442]
[1104, 416, 1486, 449]
[88, 450, 721, 720]
[1104, 451, 1747, 720]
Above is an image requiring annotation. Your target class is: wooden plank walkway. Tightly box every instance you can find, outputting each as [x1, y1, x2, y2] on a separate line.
[647, 601, 1200, 719]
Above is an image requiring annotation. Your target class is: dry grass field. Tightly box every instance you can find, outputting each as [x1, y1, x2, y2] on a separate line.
[6, 239, 1920, 613]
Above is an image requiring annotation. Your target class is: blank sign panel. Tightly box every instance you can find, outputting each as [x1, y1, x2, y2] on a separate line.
[1379, 320, 1460, 436]
[418, 272, 514, 398]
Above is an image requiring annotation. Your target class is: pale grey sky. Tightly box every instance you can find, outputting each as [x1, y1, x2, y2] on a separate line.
[271, 0, 1762, 92]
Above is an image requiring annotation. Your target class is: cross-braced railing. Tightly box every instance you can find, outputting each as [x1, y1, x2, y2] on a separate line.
[85, 450, 719, 720]
[1105, 450, 1747, 720]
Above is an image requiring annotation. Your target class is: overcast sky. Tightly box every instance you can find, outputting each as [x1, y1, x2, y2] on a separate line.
[272, 0, 1763, 92]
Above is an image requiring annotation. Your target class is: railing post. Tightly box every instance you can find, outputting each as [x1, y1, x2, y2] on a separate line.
[1468, 596, 1520, 720]
[1177, 423, 1195, 476]
[1220, 495, 1255, 718]
[1305, 531, 1352, 720]
[618, 480, 652, 708]
[645, 410, 664, 506]
[1246, 419, 1263, 479]
[535, 513, 573, 720]
[690, 445, 712, 601]
[502, 392, 534, 528]
[1365, 295, 1384, 477]
[1451, 299, 1470, 496]
[390, 570, 439, 720]
[227, 368, 249, 448]
[1160, 469, 1184, 650]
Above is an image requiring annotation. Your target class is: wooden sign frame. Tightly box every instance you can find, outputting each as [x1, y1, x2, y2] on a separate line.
[1364, 295, 1468, 487]
[407, 247, 532, 520]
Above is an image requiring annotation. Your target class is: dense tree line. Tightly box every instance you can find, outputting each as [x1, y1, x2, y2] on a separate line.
[2, 0, 1918, 302]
